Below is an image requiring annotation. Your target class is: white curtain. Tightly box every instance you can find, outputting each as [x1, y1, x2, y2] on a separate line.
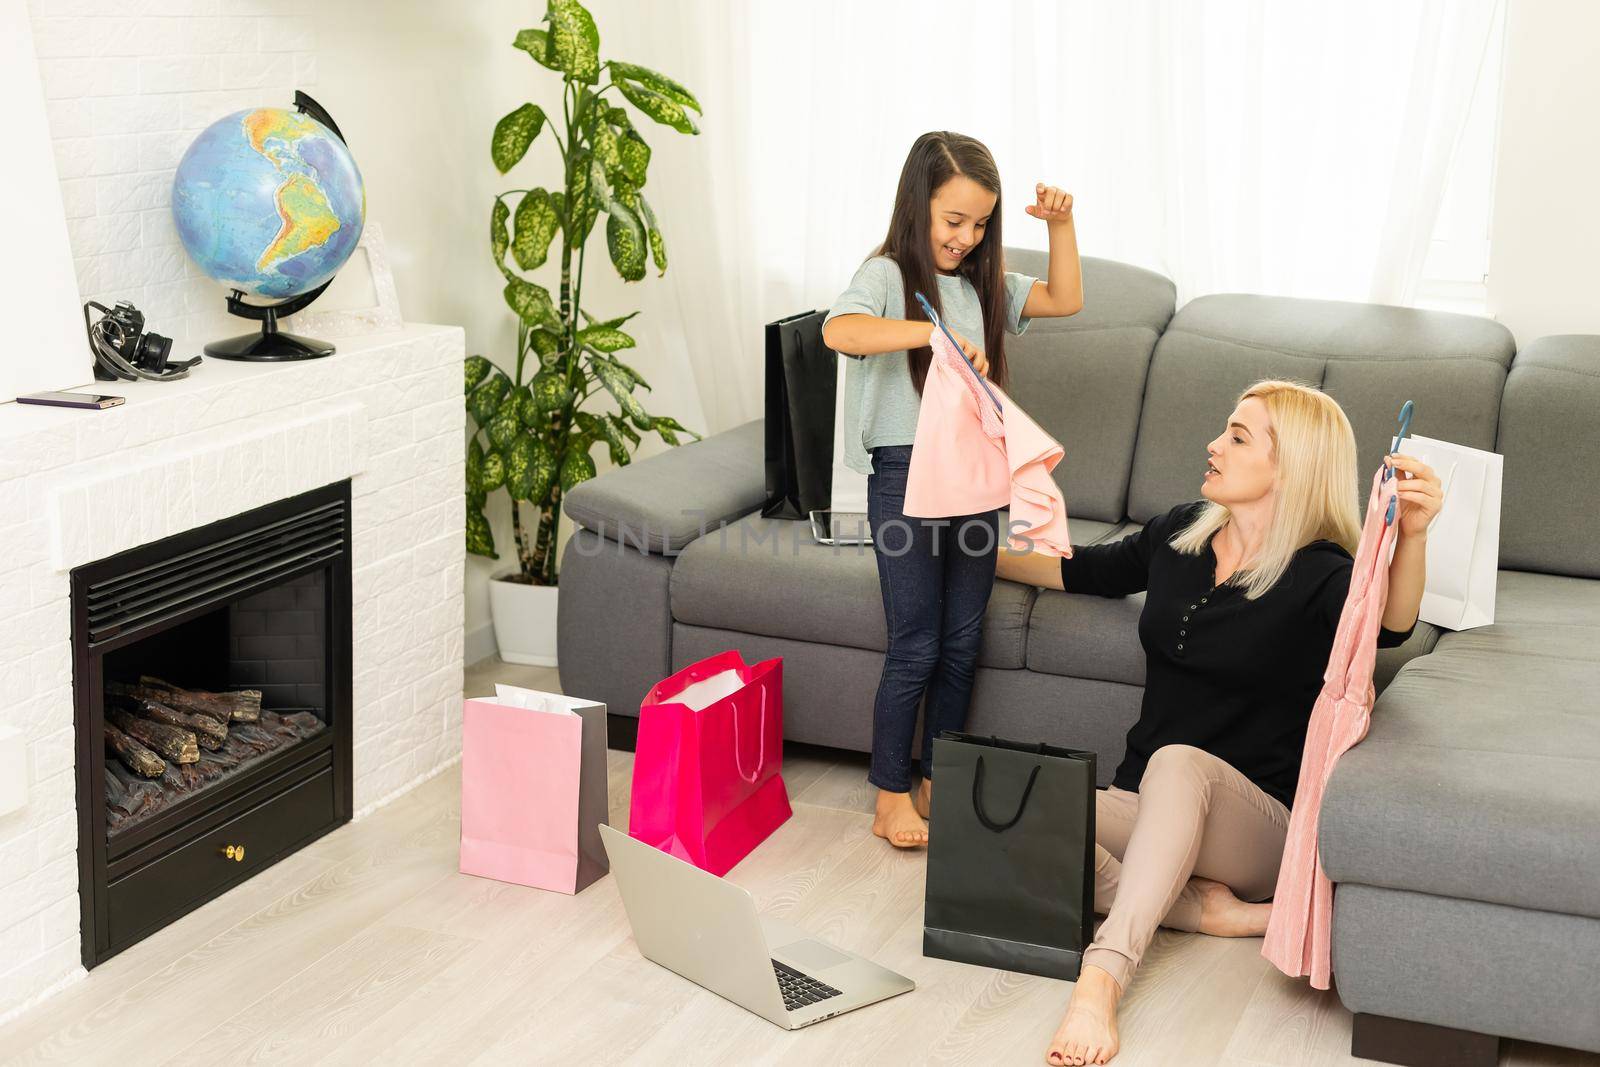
[617, 0, 1503, 435]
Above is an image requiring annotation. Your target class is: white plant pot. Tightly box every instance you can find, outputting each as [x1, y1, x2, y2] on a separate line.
[488, 571, 560, 667]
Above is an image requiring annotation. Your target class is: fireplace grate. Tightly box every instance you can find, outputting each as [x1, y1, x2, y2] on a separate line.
[83, 500, 346, 644]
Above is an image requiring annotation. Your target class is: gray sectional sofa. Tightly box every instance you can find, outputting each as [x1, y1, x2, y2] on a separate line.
[558, 250, 1600, 1064]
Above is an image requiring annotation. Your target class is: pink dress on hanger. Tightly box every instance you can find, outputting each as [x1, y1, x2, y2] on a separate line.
[1261, 465, 1402, 990]
[902, 326, 1073, 557]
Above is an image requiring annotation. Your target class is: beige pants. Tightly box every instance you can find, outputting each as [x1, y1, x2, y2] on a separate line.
[1083, 744, 1291, 990]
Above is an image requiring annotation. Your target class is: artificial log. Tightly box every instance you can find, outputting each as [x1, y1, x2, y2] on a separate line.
[224, 688, 263, 723]
[107, 690, 228, 750]
[280, 711, 324, 737]
[138, 676, 262, 723]
[108, 680, 227, 728]
[123, 678, 228, 726]
[138, 700, 228, 751]
[107, 708, 199, 764]
[104, 723, 166, 778]
[105, 763, 166, 830]
[103, 709, 329, 837]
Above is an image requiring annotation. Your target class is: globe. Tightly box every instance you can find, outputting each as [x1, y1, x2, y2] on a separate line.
[171, 107, 365, 301]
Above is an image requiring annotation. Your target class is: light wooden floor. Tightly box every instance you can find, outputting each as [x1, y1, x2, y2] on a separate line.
[3, 658, 1594, 1066]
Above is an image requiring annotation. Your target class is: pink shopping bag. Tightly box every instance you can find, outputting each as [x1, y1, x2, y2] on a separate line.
[629, 650, 792, 876]
[459, 685, 610, 894]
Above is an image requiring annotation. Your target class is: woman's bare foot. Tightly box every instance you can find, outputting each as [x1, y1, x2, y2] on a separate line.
[913, 777, 932, 820]
[871, 789, 928, 848]
[1046, 963, 1122, 1066]
[1191, 876, 1271, 937]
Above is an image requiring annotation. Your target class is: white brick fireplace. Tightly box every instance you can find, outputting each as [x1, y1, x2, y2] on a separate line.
[0, 324, 466, 1021]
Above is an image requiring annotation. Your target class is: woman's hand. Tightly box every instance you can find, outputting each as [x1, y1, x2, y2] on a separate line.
[944, 328, 990, 378]
[1025, 183, 1074, 224]
[1384, 453, 1443, 539]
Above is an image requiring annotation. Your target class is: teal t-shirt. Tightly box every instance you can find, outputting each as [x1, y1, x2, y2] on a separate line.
[823, 255, 1037, 475]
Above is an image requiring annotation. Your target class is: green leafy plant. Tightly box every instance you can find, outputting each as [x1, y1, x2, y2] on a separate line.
[466, 0, 703, 585]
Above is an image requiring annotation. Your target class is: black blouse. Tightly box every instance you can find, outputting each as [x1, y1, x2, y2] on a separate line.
[1060, 501, 1415, 809]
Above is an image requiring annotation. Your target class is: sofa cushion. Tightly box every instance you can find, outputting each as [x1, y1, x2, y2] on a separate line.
[1432, 620, 1600, 663]
[1497, 335, 1600, 578]
[1026, 588, 1147, 686]
[1320, 641, 1600, 921]
[669, 513, 1038, 669]
[564, 420, 766, 554]
[1001, 251, 1175, 525]
[1127, 294, 1514, 523]
[1490, 567, 1600, 626]
[1055, 517, 1124, 549]
[1023, 520, 1145, 685]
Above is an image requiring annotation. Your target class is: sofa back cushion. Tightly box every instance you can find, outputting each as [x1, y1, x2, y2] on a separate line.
[1003, 250, 1175, 524]
[1496, 335, 1600, 578]
[1126, 293, 1515, 523]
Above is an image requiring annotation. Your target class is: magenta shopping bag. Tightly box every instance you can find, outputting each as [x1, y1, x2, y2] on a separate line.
[629, 650, 791, 876]
[459, 685, 609, 894]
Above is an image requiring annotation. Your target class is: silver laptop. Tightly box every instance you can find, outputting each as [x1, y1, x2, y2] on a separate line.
[809, 508, 873, 546]
[598, 824, 913, 1029]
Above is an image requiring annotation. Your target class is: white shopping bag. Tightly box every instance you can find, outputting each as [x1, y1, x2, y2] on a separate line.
[1395, 434, 1502, 631]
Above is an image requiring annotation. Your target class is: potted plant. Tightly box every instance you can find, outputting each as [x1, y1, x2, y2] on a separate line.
[468, 0, 702, 665]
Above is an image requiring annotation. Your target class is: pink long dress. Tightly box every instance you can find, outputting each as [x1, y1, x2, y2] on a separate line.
[902, 326, 1073, 557]
[1261, 465, 1401, 989]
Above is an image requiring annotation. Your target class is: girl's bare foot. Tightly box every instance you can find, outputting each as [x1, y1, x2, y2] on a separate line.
[1191, 876, 1271, 937]
[871, 788, 928, 848]
[913, 777, 932, 820]
[1046, 963, 1122, 1065]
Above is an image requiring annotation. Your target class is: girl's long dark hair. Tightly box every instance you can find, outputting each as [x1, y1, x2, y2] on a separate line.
[873, 131, 1009, 395]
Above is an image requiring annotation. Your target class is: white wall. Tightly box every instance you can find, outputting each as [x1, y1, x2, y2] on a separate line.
[1486, 0, 1600, 346]
[315, 1, 709, 665]
[27, 0, 322, 347]
[2, 4, 89, 403]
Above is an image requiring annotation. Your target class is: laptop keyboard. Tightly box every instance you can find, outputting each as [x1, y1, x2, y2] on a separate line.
[772, 959, 843, 1012]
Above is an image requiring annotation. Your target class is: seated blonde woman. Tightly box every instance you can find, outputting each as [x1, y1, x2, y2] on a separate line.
[996, 380, 1443, 1067]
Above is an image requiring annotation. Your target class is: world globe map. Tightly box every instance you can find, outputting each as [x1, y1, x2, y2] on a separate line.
[172, 107, 365, 300]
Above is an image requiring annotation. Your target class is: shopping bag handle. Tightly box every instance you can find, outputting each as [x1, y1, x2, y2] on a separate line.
[971, 755, 1042, 833]
[731, 669, 769, 784]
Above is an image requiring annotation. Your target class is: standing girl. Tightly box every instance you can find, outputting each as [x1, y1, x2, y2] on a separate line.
[821, 131, 1085, 848]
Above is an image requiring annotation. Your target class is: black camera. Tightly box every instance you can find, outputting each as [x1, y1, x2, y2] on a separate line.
[84, 299, 199, 383]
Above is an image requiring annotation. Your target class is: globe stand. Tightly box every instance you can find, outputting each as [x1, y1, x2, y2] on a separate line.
[204, 284, 335, 361]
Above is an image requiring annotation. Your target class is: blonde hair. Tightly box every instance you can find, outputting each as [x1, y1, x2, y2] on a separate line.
[1168, 380, 1362, 600]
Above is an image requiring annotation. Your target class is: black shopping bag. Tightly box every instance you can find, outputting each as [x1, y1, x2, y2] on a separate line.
[924, 733, 1096, 980]
[761, 309, 835, 519]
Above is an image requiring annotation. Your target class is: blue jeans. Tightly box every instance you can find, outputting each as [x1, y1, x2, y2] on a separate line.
[866, 444, 1001, 793]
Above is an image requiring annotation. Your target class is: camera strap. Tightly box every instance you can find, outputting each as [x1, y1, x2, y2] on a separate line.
[83, 301, 199, 382]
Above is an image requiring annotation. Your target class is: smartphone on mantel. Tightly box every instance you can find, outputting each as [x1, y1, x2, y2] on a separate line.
[16, 391, 125, 410]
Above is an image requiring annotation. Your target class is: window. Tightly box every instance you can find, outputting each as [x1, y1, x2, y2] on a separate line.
[1415, 2, 1508, 315]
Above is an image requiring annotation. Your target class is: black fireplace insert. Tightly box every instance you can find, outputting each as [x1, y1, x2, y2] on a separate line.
[73, 480, 353, 968]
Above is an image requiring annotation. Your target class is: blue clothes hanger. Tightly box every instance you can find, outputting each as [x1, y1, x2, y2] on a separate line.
[912, 290, 1003, 415]
[1383, 399, 1414, 526]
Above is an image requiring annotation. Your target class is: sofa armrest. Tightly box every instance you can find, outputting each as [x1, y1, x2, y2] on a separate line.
[563, 418, 766, 554]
